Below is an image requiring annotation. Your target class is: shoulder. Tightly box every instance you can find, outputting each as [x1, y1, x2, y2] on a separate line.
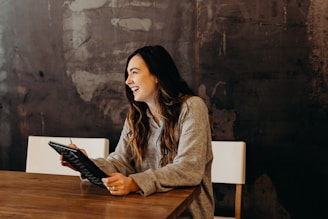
[184, 95, 206, 105]
[181, 96, 208, 115]
[178, 96, 210, 129]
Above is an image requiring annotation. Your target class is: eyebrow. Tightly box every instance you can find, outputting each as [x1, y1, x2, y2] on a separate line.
[128, 67, 141, 72]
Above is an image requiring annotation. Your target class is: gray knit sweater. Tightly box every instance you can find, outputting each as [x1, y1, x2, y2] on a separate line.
[93, 96, 214, 219]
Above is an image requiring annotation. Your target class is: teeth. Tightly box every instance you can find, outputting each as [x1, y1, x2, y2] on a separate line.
[131, 87, 139, 92]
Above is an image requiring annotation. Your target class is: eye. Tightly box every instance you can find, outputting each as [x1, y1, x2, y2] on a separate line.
[132, 70, 138, 74]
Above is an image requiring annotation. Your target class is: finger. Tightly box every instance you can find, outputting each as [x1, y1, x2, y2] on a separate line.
[102, 177, 111, 188]
[109, 187, 128, 196]
[105, 184, 116, 193]
[60, 157, 77, 171]
[68, 144, 88, 157]
[110, 190, 118, 195]
[102, 174, 119, 184]
[108, 185, 118, 195]
[60, 155, 68, 165]
[68, 144, 78, 148]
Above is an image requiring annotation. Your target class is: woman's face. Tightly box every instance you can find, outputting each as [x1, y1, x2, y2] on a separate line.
[126, 55, 158, 105]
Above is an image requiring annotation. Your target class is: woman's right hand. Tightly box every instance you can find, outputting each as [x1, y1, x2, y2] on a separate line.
[60, 154, 77, 171]
[60, 144, 88, 171]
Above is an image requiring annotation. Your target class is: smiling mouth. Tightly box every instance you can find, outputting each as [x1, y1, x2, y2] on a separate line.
[131, 86, 139, 94]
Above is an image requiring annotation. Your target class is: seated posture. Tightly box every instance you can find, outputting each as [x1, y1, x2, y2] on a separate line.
[62, 45, 214, 219]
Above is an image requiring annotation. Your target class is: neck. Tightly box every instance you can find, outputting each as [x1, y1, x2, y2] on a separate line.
[148, 104, 161, 125]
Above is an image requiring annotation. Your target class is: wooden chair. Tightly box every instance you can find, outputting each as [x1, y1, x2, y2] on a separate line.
[211, 141, 246, 219]
[26, 136, 109, 176]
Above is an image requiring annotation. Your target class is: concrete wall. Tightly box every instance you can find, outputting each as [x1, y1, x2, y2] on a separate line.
[0, 0, 327, 218]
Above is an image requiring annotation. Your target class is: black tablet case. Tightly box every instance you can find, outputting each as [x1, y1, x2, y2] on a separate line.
[48, 141, 107, 188]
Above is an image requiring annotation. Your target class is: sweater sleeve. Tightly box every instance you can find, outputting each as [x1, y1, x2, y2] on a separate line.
[130, 96, 212, 196]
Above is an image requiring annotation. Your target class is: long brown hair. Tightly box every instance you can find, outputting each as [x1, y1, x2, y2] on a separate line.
[124, 45, 195, 167]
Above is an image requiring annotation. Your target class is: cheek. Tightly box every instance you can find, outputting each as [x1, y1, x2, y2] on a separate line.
[142, 82, 157, 98]
[149, 80, 158, 92]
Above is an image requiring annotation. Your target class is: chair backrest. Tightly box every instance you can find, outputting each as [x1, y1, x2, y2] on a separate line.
[26, 136, 110, 176]
[211, 141, 246, 219]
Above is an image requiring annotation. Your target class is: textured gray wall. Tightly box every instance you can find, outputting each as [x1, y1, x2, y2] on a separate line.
[0, 0, 327, 218]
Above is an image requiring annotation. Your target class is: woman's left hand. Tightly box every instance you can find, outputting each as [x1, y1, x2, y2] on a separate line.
[102, 173, 139, 195]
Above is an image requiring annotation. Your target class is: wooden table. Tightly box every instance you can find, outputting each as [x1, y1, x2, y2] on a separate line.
[0, 171, 200, 219]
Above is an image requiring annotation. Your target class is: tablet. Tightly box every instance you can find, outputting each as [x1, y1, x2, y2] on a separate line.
[48, 141, 107, 189]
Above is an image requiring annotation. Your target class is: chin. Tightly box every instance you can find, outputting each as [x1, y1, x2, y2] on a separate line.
[133, 97, 142, 102]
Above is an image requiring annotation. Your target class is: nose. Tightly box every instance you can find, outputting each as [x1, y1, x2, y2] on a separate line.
[125, 74, 132, 85]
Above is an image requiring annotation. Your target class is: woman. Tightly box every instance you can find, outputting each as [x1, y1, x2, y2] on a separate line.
[65, 45, 214, 218]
